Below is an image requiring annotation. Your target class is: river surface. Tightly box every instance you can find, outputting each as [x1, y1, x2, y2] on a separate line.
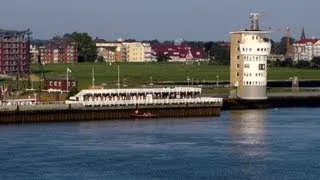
[0, 108, 320, 179]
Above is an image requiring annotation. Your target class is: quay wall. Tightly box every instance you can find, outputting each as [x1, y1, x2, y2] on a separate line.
[222, 96, 320, 110]
[0, 104, 221, 124]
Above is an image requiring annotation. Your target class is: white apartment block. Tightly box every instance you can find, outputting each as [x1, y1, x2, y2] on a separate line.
[293, 38, 320, 61]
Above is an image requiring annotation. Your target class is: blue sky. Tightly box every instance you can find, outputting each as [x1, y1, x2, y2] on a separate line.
[0, 0, 318, 41]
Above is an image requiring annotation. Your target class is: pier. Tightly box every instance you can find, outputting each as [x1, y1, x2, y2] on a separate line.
[0, 87, 223, 124]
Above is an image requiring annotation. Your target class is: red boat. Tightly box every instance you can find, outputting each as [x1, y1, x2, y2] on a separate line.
[130, 110, 156, 119]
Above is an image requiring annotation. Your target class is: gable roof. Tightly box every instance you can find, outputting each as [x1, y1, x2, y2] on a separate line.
[295, 38, 319, 44]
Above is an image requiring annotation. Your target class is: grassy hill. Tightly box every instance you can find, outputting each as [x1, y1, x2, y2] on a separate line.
[30, 62, 320, 90]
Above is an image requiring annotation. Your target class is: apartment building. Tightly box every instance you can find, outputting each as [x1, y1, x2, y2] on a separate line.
[293, 38, 320, 61]
[122, 42, 145, 62]
[95, 40, 152, 62]
[95, 40, 126, 62]
[151, 42, 207, 62]
[39, 38, 78, 64]
[0, 29, 31, 75]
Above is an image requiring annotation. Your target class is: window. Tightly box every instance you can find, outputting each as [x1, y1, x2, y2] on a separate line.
[237, 47, 240, 51]
[49, 81, 53, 86]
[244, 64, 250, 68]
[259, 64, 266, 70]
[236, 72, 239, 77]
[58, 82, 61, 87]
[237, 64, 239, 68]
[257, 48, 260, 51]
[237, 55, 240, 60]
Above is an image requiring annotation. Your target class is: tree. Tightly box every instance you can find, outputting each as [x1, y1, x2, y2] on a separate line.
[278, 36, 295, 55]
[64, 32, 97, 62]
[66, 87, 79, 100]
[156, 53, 171, 62]
[97, 56, 105, 62]
[311, 57, 320, 67]
[281, 58, 293, 67]
[295, 60, 310, 68]
[209, 42, 230, 65]
[275, 59, 281, 67]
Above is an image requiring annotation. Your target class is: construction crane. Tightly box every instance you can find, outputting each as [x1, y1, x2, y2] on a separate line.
[268, 26, 292, 57]
[285, 26, 292, 58]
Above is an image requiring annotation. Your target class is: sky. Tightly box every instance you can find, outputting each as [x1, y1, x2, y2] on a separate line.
[0, 0, 318, 41]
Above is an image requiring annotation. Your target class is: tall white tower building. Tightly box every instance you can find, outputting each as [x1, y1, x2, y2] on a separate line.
[230, 13, 272, 100]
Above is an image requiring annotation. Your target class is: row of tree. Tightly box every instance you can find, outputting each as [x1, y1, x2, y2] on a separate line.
[31, 32, 294, 64]
[268, 57, 320, 69]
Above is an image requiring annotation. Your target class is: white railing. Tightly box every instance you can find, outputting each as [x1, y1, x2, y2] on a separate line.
[73, 87, 202, 98]
[1, 101, 65, 106]
[78, 97, 223, 107]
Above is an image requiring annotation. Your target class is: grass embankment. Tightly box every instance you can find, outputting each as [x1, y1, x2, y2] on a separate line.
[28, 62, 320, 91]
[31, 62, 229, 89]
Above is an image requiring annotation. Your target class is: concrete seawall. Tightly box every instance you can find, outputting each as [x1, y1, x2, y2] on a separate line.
[0, 103, 221, 124]
[222, 96, 320, 110]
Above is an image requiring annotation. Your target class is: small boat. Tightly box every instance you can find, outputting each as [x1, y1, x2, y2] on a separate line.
[130, 110, 156, 119]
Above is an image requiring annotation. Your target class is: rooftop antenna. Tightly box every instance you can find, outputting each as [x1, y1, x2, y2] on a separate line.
[249, 13, 262, 31]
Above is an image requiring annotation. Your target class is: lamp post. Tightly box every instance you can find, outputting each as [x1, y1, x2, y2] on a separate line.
[216, 75, 219, 87]
[186, 76, 190, 86]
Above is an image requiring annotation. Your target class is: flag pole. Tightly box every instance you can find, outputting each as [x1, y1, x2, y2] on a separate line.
[92, 67, 95, 89]
[67, 68, 69, 93]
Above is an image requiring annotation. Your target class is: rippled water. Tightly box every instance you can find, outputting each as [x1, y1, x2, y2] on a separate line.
[0, 108, 320, 179]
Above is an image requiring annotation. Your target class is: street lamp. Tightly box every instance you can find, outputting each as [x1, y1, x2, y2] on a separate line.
[186, 76, 190, 86]
[216, 75, 219, 87]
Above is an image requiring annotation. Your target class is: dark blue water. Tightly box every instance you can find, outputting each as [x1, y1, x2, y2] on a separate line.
[1, 108, 320, 179]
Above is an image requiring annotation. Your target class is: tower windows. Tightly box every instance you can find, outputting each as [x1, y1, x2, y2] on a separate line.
[259, 64, 266, 70]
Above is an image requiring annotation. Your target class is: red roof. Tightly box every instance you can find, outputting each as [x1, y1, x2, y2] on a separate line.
[151, 43, 207, 59]
[295, 39, 319, 44]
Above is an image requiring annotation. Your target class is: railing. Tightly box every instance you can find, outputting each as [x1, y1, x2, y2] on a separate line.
[78, 97, 223, 107]
[74, 87, 202, 98]
[1, 101, 65, 106]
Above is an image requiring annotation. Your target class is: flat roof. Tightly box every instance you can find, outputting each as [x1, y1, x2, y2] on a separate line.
[230, 30, 272, 34]
[0, 29, 29, 36]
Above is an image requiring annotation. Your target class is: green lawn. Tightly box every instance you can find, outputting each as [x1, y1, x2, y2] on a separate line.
[30, 62, 320, 90]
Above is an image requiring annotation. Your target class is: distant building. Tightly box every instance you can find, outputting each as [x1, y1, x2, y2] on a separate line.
[151, 42, 207, 62]
[122, 42, 146, 62]
[0, 29, 31, 75]
[95, 40, 126, 62]
[267, 54, 285, 61]
[29, 45, 39, 63]
[293, 38, 320, 61]
[44, 78, 77, 92]
[95, 40, 152, 62]
[39, 38, 78, 64]
[230, 13, 271, 100]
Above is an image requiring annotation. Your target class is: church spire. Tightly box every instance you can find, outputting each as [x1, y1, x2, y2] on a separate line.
[300, 27, 306, 40]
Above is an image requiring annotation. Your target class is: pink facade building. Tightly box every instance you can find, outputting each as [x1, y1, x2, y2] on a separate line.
[151, 42, 208, 62]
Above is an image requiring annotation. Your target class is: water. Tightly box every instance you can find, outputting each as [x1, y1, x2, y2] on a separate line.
[0, 108, 320, 179]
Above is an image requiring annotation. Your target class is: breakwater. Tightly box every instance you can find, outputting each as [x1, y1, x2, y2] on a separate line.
[222, 95, 320, 110]
[0, 103, 221, 124]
